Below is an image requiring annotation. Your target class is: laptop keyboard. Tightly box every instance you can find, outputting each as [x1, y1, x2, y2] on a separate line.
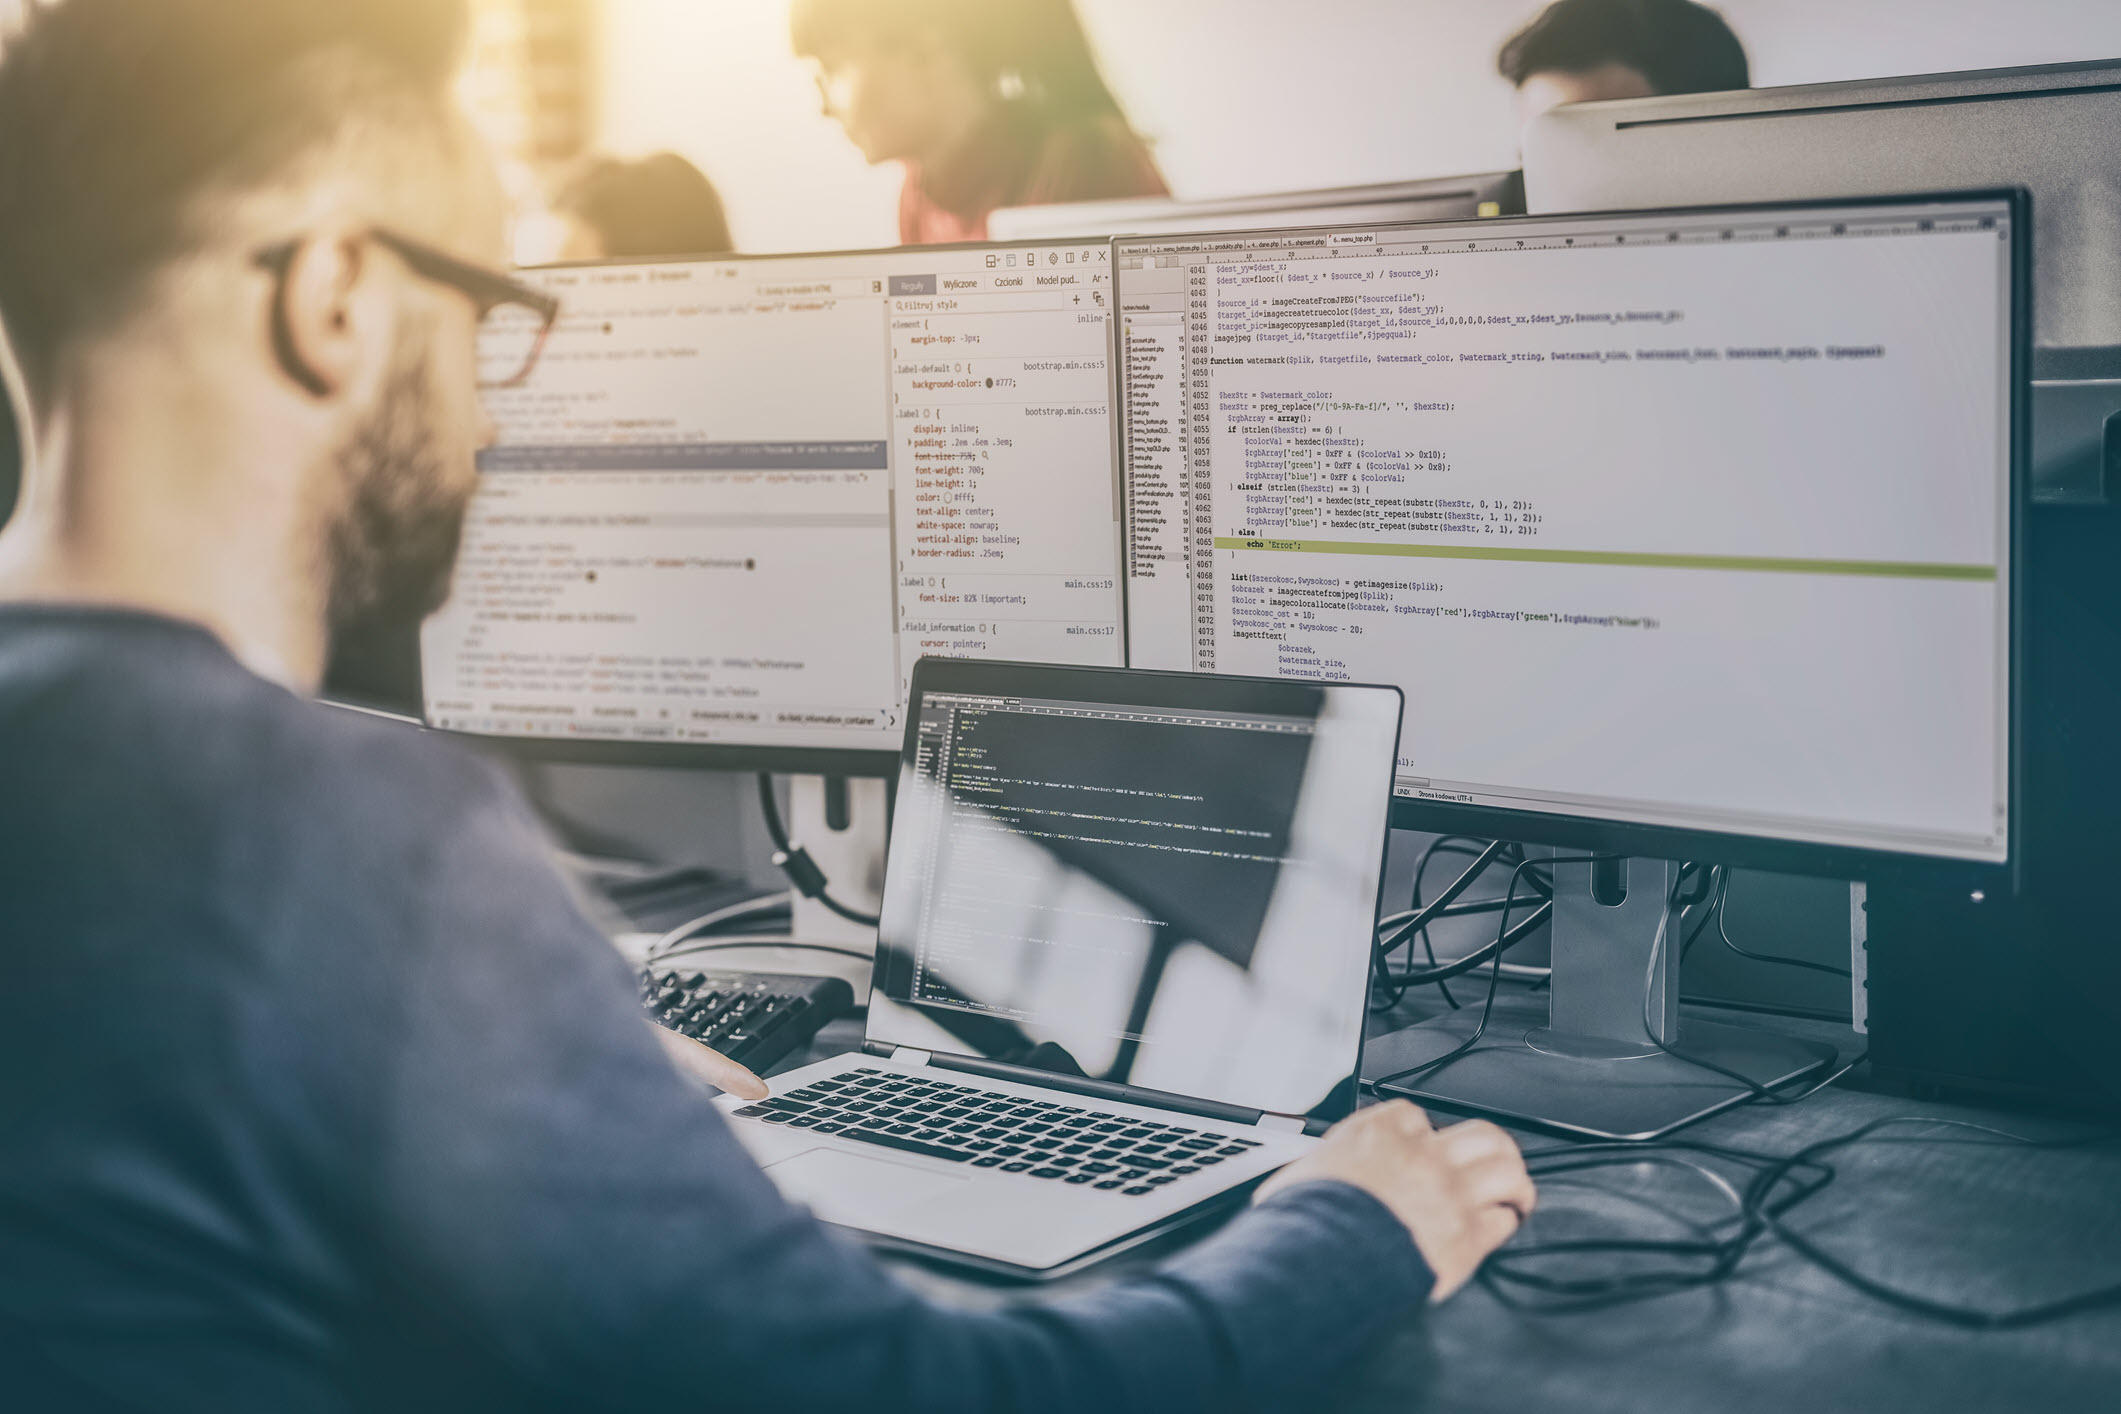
[732, 1067, 1263, 1196]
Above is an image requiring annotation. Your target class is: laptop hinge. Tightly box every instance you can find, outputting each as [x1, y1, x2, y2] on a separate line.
[860, 1040, 895, 1059]
[1255, 1114, 1305, 1135]
[890, 1047, 933, 1067]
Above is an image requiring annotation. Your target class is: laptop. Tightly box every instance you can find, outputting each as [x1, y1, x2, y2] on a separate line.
[715, 658, 1403, 1279]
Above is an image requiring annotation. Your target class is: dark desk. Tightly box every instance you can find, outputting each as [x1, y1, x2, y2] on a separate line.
[793, 994, 2121, 1413]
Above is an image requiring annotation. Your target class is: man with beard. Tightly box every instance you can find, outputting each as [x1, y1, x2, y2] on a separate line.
[0, 2, 1535, 1410]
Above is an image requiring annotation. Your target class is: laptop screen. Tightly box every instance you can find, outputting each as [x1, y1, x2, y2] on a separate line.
[870, 663, 1401, 1118]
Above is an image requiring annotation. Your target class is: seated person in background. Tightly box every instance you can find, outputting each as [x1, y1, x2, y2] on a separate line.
[792, 0, 1167, 244]
[1500, 0, 1749, 137]
[554, 151, 734, 260]
[0, 1, 1533, 1410]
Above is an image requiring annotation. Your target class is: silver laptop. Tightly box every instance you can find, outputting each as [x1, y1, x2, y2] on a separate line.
[716, 658, 1402, 1278]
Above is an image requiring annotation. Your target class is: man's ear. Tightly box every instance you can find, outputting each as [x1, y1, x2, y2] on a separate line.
[271, 229, 374, 400]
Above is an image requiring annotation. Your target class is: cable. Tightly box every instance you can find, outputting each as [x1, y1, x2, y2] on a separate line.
[1636, 867, 1839, 1106]
[1714, 867, 1854, 979]
[756, 773, 882, 929]
[1367, 854, 1609, 1096]
[643, 892, 793, 966]
[1374, 839, 1510, 959]
[1739, 1116, 2121, 1329]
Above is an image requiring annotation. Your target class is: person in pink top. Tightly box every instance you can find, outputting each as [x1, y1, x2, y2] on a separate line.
[793, 0, 1168, 245]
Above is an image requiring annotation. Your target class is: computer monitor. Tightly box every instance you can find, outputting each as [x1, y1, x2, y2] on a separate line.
[419, 238, 1127, 776]
[1522, 59, 2121, 506]
[987, 172, 1524, 242]
[1113, 192, 2025, 1137]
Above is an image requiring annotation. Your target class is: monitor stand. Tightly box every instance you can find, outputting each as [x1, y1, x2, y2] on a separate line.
[1366, 850, 1838, 1141]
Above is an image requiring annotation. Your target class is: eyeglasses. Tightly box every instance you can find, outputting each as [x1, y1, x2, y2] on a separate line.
[252, 228, 562, 389]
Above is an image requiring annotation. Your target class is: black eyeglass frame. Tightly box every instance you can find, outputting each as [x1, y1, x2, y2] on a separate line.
[252, 227, 561, 390]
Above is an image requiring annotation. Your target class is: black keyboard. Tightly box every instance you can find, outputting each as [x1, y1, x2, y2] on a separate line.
[640, 968, 854, 1073]
[731, 1067, 1263, 1196]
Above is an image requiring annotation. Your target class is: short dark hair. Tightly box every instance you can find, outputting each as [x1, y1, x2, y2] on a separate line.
[1498, 0, 1749, 96]
[0, 0, 470, 394]
[555, 153, 734, 259]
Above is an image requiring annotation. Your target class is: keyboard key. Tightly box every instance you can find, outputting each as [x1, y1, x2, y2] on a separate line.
[814, 1123, 846, 1134]
[994, 1146, 1024, 1158]
[1089, 1150, 1122, 1162]
[1047, 1157, 1078, 1169]
[1081, 1163, 1117, 1175]
[1147, 1176, 1176, 1186]
[788, 1117, 818, 1128]
[1059, 1144, 1091, 1156]
[1171, 1165, 1201, 1175]
[1095, 1180, 1125, 1190]
[1001, 1162, 1032, 1173]
[1122, 1186, 1154, 1196]
[762, 1113, 794, 1125]
[840, 1130, 971, 1164]
[887, 1124, 915, 1135]
[1064, 1173, 1096, 1185]
[973, 1157, 1005, 1168]
[1030, 1168, 1066, 1180]
[1194, 1155, 1224, 1165]
[914, 1129, 947, 1142]
[966, 1141, 996, 1151]
[1215, 1146, 1248, 1157]
[1120, 1128, 1157, 1140]
[950, 1123, 981, 1134]
[1120, 1169, 1148, 1181]
[1091, 1123, 1125, 1134]
[731, 1106, 767, 1117]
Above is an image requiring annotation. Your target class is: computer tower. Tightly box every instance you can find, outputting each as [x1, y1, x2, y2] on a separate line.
[1866, 507, 2121, 1108]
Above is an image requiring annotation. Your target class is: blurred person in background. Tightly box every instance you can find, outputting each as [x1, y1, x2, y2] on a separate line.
[792, 0, 1167, 244]
[553, 151, 734, 260]
[1500, 0, 1749, 143]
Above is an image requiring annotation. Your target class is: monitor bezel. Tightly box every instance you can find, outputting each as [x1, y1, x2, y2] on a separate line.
[1110, 188, 2031, 889]
[420, 235, 1122, 780]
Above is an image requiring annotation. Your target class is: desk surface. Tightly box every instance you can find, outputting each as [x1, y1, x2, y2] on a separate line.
[786, 990, 2121, 1414]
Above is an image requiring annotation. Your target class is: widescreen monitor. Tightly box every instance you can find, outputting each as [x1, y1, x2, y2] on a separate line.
[420, 239, 1126, 774]
[1114, 193, 2023, 888]
[1523, 59, 2121, 505]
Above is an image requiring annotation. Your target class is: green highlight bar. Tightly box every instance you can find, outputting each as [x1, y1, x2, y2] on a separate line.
[1211, 537, 1997, 582]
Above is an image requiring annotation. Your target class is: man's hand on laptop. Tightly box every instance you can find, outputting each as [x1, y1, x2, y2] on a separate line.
[649, 1023, 770, 1101]
[1257, 1100, 1533, 1301]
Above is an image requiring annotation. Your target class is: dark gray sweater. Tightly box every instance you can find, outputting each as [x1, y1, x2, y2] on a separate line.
[0, 606, 1432, 1412]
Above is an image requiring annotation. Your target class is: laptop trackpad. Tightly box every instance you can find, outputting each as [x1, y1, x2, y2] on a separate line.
[766, 1147, 973, 1226]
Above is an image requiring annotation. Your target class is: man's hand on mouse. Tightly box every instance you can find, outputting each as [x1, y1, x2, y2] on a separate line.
[1257, 1100, 1534, 1301]
[649, 1023, 770, 1101]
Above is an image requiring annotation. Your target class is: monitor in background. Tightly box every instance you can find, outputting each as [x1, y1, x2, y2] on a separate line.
[987, 172, 1524, 242]
[1523, 58, 2121, 506]
[1114, 193, 2023, 1138]
[420, 240, 1125, 774]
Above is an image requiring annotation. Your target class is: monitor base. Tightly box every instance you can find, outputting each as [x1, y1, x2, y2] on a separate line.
[1367, 1000, 1838, 1142]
